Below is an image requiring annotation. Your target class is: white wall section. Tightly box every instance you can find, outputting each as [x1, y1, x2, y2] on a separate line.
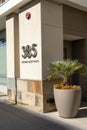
[6, 18, 15, 78]
[19, 3, 42, 80]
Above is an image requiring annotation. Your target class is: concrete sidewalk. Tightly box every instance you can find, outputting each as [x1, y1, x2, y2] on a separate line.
[0, 95, 86, 130]
[45, 102, 87, 130]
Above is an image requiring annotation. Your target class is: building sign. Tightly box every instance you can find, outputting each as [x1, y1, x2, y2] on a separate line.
[21, 43, 39, 63]
[22, 44, 37, 59]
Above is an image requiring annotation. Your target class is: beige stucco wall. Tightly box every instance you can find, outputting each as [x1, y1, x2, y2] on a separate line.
[6, 17, 15, 78]
[63, 5, 87, 65]
[19, 2, 42, 80]
[6, 14, 19, 78]
[41, 1, 63, 79]
[63, 5, 87, 38]
[5, 0, 87, 108]
[63, 5, 87, 101]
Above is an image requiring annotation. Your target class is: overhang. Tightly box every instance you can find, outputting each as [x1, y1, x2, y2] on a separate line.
[1, 0, 87, 17]
[48, 0, 87, 12]
[1, 0, 87, 31]
[0, 0, 32, 31]
[0, 0, 32, 16]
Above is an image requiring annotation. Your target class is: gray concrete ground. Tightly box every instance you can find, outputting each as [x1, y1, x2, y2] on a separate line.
[45, 102, 87, 130]
[0, 94, 85, 130]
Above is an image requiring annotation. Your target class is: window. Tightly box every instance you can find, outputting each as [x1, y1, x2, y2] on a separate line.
[0, 39, 7, 84]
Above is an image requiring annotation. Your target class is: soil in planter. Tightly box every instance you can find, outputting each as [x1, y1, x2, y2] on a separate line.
[53, 83, 81, 90]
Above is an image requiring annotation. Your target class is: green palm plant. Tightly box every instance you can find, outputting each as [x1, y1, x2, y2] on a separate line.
[48, 59, 87, 86]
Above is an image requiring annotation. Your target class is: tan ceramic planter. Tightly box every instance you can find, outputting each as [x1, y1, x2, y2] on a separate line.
[54, 88, 81, 118]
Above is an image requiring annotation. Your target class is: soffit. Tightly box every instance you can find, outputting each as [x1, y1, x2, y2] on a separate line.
[0, 0, 32, 31]
[1, 0, 87, 31]
[64, 34, 84, 41]
[0, 0, 32, 17]
[48, 0, 87, 12]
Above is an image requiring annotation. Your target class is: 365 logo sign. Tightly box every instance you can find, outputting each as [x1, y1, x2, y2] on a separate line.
[21, 44, 37, 59]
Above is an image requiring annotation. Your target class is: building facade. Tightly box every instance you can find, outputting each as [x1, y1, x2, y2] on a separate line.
[0, 0, 87, 112]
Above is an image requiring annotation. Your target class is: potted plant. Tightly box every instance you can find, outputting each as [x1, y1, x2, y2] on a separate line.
[47, 59, 87, 118]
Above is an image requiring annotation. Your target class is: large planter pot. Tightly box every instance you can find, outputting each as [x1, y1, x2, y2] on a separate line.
[54, 88, 81, 118]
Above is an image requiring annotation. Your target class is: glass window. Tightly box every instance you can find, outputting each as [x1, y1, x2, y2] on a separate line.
[0, 39, 7, 84]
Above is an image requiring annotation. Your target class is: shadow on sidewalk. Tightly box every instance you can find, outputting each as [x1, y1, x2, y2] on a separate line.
[0, 99, 82, 130]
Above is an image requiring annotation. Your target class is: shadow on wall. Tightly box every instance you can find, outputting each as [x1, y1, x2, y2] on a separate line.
[79, 75, 87, 102]
[71, 72, 87, 102]
[77, 102, 87, 118]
